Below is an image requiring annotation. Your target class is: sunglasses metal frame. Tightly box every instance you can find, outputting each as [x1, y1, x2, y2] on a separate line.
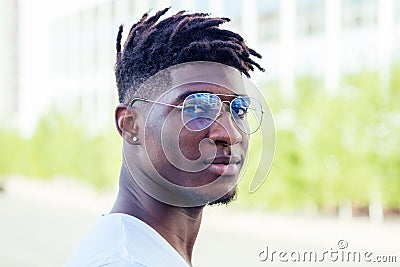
[129, 93, 263, 134]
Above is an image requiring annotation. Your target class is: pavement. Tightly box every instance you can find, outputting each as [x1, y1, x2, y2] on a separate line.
[0, 177, 399, 267]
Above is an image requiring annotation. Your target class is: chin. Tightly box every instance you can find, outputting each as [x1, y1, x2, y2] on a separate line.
[207, 186, 238, 206]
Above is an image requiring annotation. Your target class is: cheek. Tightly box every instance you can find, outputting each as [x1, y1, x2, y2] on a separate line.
[178, 130, 205, 160]
[145, 108, 203, 161]
[243, 136, 250, 154]
[243, 135, 250, 150]
[142, 115, 166, 163]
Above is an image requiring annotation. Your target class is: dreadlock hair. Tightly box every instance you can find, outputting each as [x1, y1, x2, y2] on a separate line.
[115, 7, 264, 103]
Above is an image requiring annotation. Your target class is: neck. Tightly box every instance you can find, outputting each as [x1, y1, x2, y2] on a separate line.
[110, 164, 204, 265]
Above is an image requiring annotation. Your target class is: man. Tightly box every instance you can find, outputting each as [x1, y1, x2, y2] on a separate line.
[66, 7, 264, 267]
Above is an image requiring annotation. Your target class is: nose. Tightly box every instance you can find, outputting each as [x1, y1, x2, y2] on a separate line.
[208, 108, 242, 146]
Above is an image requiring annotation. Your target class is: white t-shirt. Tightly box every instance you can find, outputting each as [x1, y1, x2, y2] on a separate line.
[65, 213, 191, 267]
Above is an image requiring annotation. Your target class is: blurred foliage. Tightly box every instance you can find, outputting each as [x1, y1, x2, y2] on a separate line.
[0, 113, 121, 188]
[238, 66, 400, 211]
[1, 67, 399, 210]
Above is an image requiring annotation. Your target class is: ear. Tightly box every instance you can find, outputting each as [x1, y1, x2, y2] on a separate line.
[115, 103, 141, 145]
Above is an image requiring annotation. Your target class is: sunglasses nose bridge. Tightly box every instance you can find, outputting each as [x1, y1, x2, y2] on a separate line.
[220, 100, 231, 111]
[213, 101, 241, 130]
[215, 100, 232, 118]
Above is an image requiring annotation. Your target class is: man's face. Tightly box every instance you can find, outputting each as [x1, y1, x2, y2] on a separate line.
[125, 63, 251, 206]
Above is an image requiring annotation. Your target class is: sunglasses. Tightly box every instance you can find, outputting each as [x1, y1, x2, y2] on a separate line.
[129, 92, 263, 134]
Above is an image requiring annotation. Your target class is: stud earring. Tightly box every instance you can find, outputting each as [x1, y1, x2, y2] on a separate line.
[132, 136, 138, 142]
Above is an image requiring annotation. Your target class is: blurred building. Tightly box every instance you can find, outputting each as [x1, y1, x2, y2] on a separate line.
[0, 0, 19, 130]
[1, 0, 400, 135]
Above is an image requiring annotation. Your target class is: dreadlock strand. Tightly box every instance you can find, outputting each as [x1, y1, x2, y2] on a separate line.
[127, 11, 149, 39]
[249, 48, 262, 58]
[205, 27, 244, 42]
[123, 12, 150, 49]
[169, 16, 194, 43]
[243, 57, 265, 72]
[116, 24, 123, 54]
[168, 14, 216, 43]
[215, 47, 250, 76]
[142, 7, 170, 29]
[207, 40, 243, 51]
[181, 17, 230, 36]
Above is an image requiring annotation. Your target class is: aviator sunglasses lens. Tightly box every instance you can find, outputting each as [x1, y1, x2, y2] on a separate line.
[231, 96, 263, 134]
[182, 93, 220, 131]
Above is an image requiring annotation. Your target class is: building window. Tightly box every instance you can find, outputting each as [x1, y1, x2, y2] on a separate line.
[195, 0, 211, 14]
[128, 0, 136, 17]
[148, 0, 157, 9]
[296, 0, 325, 37]
[222, 0, 242, 32]
[342, 0, 378, 30]
[257, 0, 280, 42]
[396, 0, 400, 23]
[171, 0, 182, 12]
[52, 19, 68, 73]
[79, 7, 97, 70]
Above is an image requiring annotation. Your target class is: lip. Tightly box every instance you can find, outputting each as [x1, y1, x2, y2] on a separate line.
[210, 156, 241, 164]
[208, 163, 239, 176]
[206, 156, 241, 176]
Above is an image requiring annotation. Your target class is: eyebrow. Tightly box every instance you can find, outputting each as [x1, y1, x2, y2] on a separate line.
[175, 90, 244, 103]
[175, 90, 212, 102]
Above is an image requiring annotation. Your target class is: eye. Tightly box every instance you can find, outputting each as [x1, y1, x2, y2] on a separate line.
[233, 106, 248, 119]
[185, 105, 207, 116]
[232, 98, 249, 119]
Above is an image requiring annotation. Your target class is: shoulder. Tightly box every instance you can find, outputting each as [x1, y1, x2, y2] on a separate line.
[65, 214, 132, 267]
[65, 213, 190, 267]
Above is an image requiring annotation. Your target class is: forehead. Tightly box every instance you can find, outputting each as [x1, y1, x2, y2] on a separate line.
[152, 62, 248, 101]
